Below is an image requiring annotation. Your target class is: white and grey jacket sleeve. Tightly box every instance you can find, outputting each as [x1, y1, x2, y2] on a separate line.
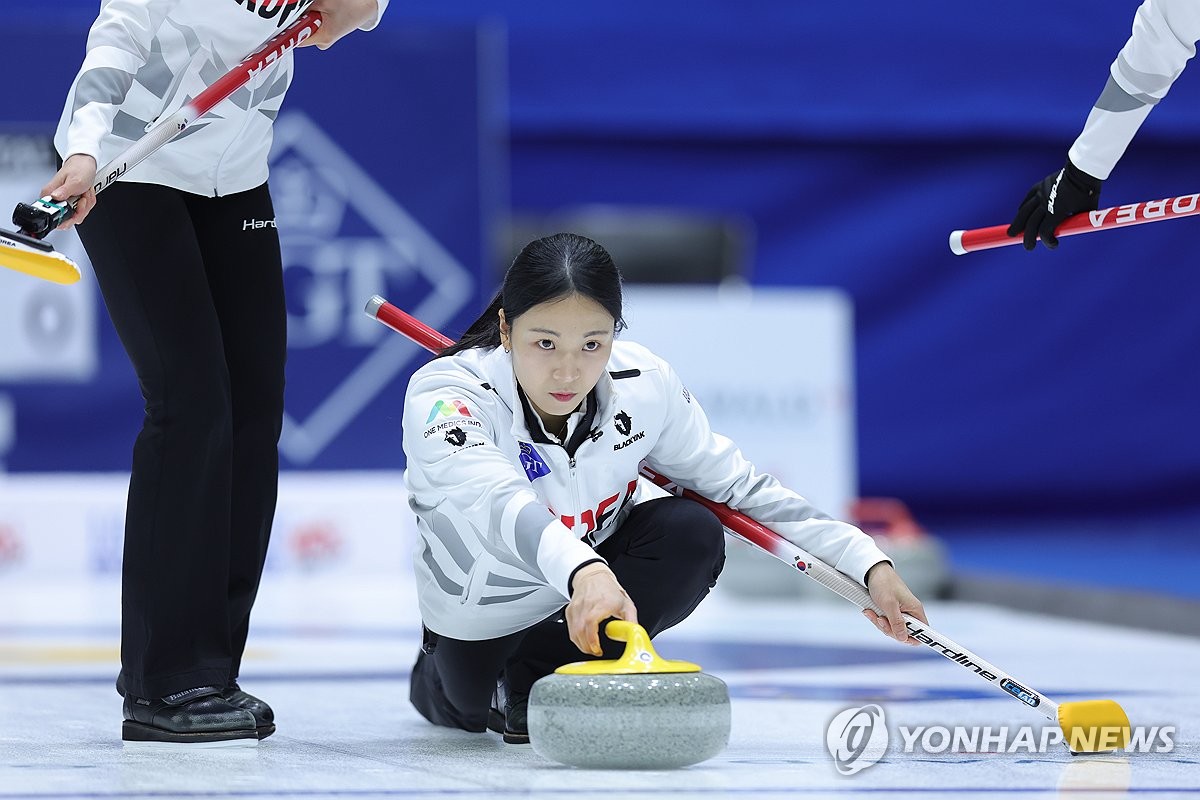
[1069, 0, 1200, 180]
[62, 0, 183, 164]
[403, 368, 604, 601]
[643, 355, 890, 586]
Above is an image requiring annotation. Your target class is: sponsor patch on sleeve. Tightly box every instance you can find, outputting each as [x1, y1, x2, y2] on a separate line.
[519, 441, 551, 481]
[425, 398, 473, 424]
[422, 416, 485, 440]
[437, 423, 486, 453]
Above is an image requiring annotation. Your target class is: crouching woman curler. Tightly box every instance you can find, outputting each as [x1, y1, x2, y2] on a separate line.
[402, 233, 927, 744]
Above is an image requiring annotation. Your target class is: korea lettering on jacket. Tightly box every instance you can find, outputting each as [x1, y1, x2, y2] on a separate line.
[402, 341, 890, 641]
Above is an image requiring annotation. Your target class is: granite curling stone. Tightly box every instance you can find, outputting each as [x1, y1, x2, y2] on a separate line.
[528, 620, 731, 769]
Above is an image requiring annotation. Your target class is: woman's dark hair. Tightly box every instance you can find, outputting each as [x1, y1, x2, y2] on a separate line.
[439, 232, 626, 357]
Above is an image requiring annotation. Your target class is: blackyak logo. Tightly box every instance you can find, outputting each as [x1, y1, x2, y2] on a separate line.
[614, 411, 632, 436]
[444, 427, 467, 447]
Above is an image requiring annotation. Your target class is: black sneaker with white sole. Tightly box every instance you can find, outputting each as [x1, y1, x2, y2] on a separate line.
[121, 686, 258, 746]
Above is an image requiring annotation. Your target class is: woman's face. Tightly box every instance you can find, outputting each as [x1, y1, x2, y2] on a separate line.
[500, 293, 615, 430]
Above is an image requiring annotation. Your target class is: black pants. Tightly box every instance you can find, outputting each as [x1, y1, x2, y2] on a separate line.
[75, 182, 286, 700]
[409, 496, 726, 732]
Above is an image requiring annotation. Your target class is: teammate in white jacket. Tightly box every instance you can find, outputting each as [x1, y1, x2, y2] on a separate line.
[404, 232, 928, 744]
[39, 0, 387, 747]
[1008, 0, 1200, 250]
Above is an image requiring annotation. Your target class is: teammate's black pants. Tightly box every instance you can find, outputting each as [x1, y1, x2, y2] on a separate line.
[409, 496, 726, 732]
[75, 182, 285, 700]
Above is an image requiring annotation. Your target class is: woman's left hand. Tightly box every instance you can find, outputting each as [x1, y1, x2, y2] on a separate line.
[300, 0, 381, 50]
[863, 562, 928, 646]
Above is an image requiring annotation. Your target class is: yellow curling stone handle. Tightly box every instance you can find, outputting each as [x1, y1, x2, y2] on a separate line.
[1058, 700, 1131, 753]
[555, 620, 702, 675]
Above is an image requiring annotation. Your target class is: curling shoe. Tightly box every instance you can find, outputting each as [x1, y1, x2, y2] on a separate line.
[488, 678, 530, 744]
[221, 682, 276, 739]
[122, 686, 257, 747]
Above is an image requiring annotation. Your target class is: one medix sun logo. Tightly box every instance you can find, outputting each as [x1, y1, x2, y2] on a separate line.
[426, 399, 473, 425]
[233, 0, 315, 27]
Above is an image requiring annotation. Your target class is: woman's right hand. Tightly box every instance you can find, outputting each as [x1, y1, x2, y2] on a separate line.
[565, 562, 638, 656]
[39, 154, 98, 230]
[299, 0, 381, 50]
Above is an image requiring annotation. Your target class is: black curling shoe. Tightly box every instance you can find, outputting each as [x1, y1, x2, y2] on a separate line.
[121, 686, 258, 747]
[487, 680, 530, 744]
[221, 683, 276, 739]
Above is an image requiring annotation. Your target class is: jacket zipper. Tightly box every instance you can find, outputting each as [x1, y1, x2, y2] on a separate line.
[567, 454, 581, 539]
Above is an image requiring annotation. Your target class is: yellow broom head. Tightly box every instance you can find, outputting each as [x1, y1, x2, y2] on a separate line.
[1058, 700, 1131, 753]
[0, 232, 81, 285]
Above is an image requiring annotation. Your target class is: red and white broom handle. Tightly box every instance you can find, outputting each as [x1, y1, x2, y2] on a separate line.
[949, 192, 1200, 255]
[364, 294, 1062, 720]
[626, 465, 1058, 719]
[88, 10, 323, 197]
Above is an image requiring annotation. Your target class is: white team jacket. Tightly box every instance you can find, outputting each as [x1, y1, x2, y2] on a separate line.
[1069, 0, 1200, 180]
[54, 0, 388, 197]
[403, 341, 891, 641]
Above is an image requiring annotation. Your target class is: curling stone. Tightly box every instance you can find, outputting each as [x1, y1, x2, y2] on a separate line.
[527, 620, 730, 769]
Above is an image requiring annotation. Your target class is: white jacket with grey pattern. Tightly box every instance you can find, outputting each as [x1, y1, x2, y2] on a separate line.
[1069, 0, 1200, 180]
[54, 0, 388, 197]
[402, 340, 890, 641]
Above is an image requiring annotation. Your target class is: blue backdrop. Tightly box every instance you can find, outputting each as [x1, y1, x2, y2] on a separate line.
[4, 1, 1199, 525]
[389, 1, 1200, 523]
[0, 18, 501, 472]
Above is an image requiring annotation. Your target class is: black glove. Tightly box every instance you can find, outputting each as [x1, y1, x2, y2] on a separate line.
[1007, 159, 1103, 251]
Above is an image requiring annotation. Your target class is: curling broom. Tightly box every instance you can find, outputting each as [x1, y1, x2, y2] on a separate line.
[950, 192, 1200, 255]
[0, 10, 324, 285]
